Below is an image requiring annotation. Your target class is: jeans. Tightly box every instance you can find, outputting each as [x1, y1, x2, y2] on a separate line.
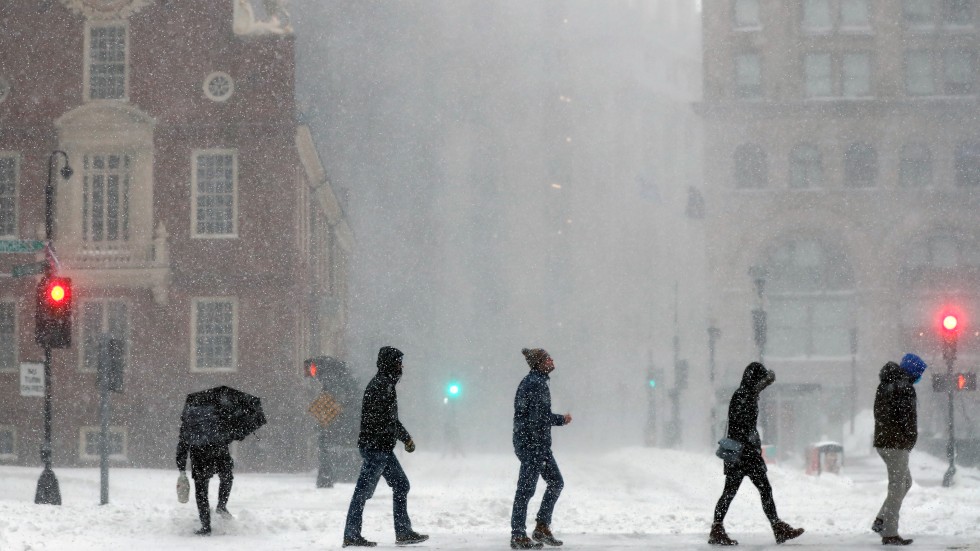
[344, 448, 412, 539]
[876, 447, 912, 538]
[511, 449, 564, 537]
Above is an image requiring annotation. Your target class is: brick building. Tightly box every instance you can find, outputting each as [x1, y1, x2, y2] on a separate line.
[700, 0, 980, 456]
[0, 0, 351, 471]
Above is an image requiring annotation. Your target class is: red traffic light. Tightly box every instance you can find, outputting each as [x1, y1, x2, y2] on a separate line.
[957, 373, 967, 390]
[943, 314, 958, 332]
[49, 283, 66, 303]
[308, 361, 318, 378]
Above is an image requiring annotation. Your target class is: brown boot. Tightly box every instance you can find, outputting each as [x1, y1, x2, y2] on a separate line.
[510, 535, 544, 549]
[772, 520, 804, 544]
[708, 523, 738, 546]
[532, 522, 563, 546]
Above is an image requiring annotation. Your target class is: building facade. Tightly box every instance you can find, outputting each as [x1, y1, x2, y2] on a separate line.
[700, 0, 980, 457]
[0, 0, 351, 471]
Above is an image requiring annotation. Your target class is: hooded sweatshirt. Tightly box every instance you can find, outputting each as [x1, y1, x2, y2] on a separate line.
[873, 361, 918, 450]
[723, 362, 775, 475]
[357, 347, 412, 451]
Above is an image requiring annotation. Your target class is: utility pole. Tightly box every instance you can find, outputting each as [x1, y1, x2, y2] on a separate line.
[708, 324, 721, 443]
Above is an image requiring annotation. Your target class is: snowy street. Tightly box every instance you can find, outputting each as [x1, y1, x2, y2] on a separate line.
[2, 447, 979, 550]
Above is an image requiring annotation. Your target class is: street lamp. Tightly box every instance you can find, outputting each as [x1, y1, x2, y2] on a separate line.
[35, 150, 72, 505]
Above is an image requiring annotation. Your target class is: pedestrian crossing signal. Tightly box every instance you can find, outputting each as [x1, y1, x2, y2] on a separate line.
[446, 382, 461, 398]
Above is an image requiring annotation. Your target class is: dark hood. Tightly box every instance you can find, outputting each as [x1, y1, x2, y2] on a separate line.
[740, 361, 775, 393]
[377, 346, 404, 381]
[879, 361, 910, 384]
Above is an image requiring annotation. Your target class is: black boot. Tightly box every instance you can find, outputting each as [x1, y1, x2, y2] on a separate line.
[194, 526, 211, 536]
[772, 520, 804, 544]
[511, 534, 544, 549]
[342, 535, 377, 547]
[871, 518, 883, 533]
[708, 523, 738, 546]
[395, 531, 429, 545]
[882, 535, 913, 545]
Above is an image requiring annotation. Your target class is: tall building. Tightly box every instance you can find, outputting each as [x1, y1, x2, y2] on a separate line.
[0, 0, 351, 471]
[700, 0, 980, 456]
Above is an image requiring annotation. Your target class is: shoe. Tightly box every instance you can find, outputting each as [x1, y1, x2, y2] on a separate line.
[342, 535, 377, 547]
[396, 531, 429, 545]
[194, 527, 211, 536]
[871, 518, 883, 533]
[532, 522, 563, 546]
[511, 535, 544, 549]
[772, 520, 804, 544]
[215, 506, 234, 520]
[708, 523, 738, 546]
[882, 536, 913, 545]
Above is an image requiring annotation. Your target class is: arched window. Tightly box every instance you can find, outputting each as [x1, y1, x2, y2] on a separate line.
[899, 143, 932, 187]
[955, 141, 980, 187]
[790, 143, 823, 188]
[734, 143, 768, 189]
[844, 142, 877, 187]
[764, 239, 855, 358]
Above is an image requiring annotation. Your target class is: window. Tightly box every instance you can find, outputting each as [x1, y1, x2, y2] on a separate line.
[765, 239, 855, 358]
[842, 52, 871, 96]
[79, 427, 127, 461]
[192, 150, 237, 237]
[790, 144, 823, 188]
[803, 0, 833, 30]
[86, 24, 127, 100]
[0, 154, 17, 237]
[955, 142, 980, 186]
[734, 144, 768, 189]
[905, 50, 935, 95]
[804, 53, 833, 97]
[192, 298, 237, 372]
[944, 49, 975, 94]
[79, 300, 128, 373]
[733, 0, 761, 28]
[903, 0, 935, 27]
[844, 142, 877, 187]
[900, 143, 933, 187]
[945, 0, 974, 25]
[0, 301, 14, 372]
[803, 0, 871, 31]
[734, 53, 762, 98]
[0, 427, 15, 460]
[82, 153, 131, 243]
[840, 0, 872, 28]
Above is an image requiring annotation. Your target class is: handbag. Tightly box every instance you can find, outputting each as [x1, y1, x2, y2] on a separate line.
[715, 437, 744, 464]
[177, 472, 190, 504]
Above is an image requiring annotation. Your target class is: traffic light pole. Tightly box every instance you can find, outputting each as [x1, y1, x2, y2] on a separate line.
[942, 334, 957, 487]
[35, 344, 61, 504]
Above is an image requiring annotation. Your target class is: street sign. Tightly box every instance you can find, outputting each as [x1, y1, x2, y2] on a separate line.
[12, 261, 48, 278]
[0, 240, 44, 253]
[20, 362, 44, 397]
[308, 393, 343, 427]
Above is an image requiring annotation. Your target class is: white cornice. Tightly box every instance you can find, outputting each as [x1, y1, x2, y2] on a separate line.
[60, 0, 151, 20]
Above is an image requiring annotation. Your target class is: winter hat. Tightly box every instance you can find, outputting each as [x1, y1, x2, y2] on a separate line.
[521, 348, 550, 370]
[377, 346, 404, 372]
[899, 353, 927, 383]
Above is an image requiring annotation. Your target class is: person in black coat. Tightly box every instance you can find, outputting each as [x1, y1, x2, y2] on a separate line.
[342, 347, 428, 548]
[176, 436, 233, 536]
[709, 362, 804, 546]
[510, 348, 571, 549]
[871, 353, 926, 546]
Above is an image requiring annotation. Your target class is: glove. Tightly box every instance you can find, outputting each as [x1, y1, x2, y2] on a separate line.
[177, 471, 190, 504]
[404, 439, 416, 453]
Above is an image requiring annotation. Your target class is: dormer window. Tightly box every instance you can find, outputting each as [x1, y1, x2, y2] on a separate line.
[85, 23, 128, 101]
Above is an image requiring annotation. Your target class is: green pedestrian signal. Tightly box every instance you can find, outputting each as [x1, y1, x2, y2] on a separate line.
[446, 382, 461, 398]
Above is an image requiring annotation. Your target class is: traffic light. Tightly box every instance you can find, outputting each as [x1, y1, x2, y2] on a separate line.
[933, 372, 977, 392]
[304, 357, 319, 378]
[940, 311, 960, 363]
[35, 276, 72, 348]
[752, 309, 767, 350]
[446, 381, 461, 399]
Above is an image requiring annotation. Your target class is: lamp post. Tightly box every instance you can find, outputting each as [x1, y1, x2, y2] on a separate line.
[748, 266, 771, 444]
[708, 324, 721, 443]
[35, 150, 72, 506]
[849, 328, 858, 435]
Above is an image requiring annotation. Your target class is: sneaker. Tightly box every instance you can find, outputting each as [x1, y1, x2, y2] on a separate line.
[772, 520, 804, 544]
[871, 518, 883, 533]
[194, 527, 212, 536]
[532, 523, 563, 546]
[511, 535, 544, 549]
[216, 507, 234, 520]
[882, 535, 913, 546]
[395, 531, 429, 545]
[708, 523, 738, 546]
[342, 535, 377, 547]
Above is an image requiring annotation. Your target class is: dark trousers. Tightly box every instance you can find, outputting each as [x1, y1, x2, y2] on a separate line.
[191, 446, 234, 530]
[344, 448, 412, 539]
[713, 469, 778, 525]
[511, 450, 564, 537]
[194, 468, 233, 530]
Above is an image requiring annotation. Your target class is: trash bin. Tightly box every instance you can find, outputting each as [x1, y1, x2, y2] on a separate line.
[805, 441, 843, 475]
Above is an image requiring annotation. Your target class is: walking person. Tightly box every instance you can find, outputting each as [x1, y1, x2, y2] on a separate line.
[709, 362, 804, 546]
[510, 348, 572, 549]
[176, 433, 234, 536]
[343, 346, 428, 548]
[871, 353, 927, 546]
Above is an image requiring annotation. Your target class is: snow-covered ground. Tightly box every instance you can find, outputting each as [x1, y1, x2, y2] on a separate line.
[1, 447, 979, 550]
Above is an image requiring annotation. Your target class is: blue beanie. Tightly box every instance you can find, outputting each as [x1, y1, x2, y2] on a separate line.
[900, 353, 928, 383]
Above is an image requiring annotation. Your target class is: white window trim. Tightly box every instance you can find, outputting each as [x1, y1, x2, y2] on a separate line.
[191, 149, 239, 239]
[76, 298, 131, 373]
[0, 426, 16, 460]
[0, 152, 20, 239]
[83, 21, 130, 102]
[0, 299, 17, 373]
[190, 297, 238, 373]
[79, 426, 128, 461]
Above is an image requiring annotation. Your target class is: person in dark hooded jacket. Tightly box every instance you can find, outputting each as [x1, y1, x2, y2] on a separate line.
[709, 362, 804, 546]
[342, 347, 428, 548]
[870, 353, 926, 546]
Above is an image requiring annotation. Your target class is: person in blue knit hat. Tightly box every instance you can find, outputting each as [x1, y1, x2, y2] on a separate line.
[871, 353, 927, 546]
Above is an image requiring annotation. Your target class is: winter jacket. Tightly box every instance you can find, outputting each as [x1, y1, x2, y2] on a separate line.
[723, 362, 774, 476]
[357, 347, 412, 451]
[873, 361, 918, 450]
[513, 369, 566, 459]
[176, 438, 232, 479]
